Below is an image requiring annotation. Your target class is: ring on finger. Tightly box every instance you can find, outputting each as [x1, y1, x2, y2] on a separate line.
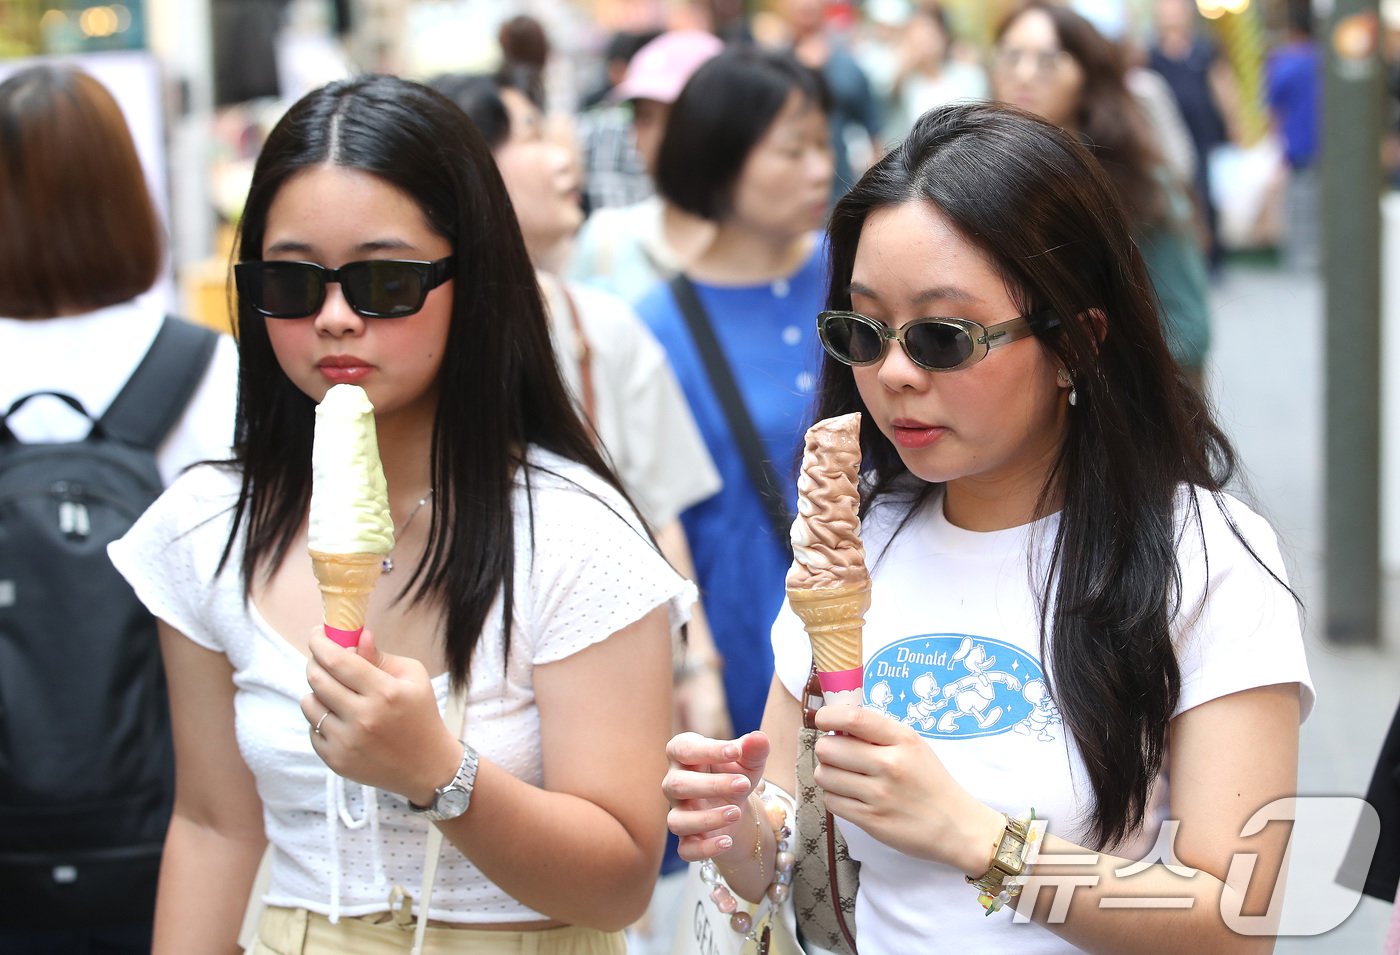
[314, 711, 329, 736]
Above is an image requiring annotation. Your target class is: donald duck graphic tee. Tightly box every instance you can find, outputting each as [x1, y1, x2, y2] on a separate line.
[770, 486, 1313, 953]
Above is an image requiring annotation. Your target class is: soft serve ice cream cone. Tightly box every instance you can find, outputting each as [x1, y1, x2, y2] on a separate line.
[785, 413, 869, 706]
[308, 384, 394, 648]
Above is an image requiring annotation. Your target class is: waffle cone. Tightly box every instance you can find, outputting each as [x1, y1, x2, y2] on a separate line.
[309, 549, 384, 633]
[786, 581, 870, 673]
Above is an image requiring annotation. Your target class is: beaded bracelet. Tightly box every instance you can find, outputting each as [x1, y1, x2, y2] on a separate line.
[976, 811, 1048, 916]
[699, 782, 796, 941]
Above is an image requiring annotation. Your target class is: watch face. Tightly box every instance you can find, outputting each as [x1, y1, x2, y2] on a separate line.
[998, 844, 1024, 870]
[437, 788, 471, 819]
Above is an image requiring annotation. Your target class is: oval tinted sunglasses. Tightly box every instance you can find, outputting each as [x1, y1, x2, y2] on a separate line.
[235, 257, 453, 319]
[816, 310, 1058, 372]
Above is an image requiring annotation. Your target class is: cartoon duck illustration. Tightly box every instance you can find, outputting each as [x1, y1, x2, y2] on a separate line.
[937, 637, 1023, 733]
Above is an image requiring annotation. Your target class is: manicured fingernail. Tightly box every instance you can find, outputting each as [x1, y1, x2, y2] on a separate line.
[724, 806, 742, 822]
[717, 836, 733, 849]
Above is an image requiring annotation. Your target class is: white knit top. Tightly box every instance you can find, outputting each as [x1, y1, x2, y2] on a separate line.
[109, 448, 694, 924]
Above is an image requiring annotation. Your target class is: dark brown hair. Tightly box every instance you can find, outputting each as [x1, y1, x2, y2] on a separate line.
[0, 65, 161, 317]
[996, 2, 1168, 227]
[817, 103, 1251, 849]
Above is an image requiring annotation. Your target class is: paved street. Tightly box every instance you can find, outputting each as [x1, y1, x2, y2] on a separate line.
[1207, 263, 1395, 951]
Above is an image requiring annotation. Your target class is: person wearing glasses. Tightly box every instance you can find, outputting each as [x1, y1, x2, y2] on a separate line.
[663, 102, 1311, 952]
[109, 75, 688, 953]
[991, 1, 1211, 392]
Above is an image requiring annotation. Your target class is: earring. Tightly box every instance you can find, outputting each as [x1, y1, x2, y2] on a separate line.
[1058, 368, 1077, 407]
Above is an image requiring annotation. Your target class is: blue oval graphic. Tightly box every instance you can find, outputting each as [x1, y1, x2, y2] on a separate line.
[863, 633, 1061, 741]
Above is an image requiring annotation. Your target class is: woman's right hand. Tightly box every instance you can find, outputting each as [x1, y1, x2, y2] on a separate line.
[663, 730, 770, 862]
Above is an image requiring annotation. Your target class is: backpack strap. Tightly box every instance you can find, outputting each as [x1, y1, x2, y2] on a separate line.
[99, 317, 219, 451]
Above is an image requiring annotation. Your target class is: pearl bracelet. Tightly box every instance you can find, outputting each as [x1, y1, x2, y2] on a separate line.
[699, 783, 796, 941]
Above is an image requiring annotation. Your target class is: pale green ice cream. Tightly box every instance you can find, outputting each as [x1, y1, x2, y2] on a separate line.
[309, 384, 394, 555]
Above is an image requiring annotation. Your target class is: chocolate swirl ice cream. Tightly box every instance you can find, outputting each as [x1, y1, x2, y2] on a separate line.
[784, 413, 869, 703]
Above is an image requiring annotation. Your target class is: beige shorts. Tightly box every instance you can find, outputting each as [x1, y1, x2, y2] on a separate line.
[250, 905, 626, 955]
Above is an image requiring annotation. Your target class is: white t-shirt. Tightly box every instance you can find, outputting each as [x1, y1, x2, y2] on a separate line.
[0, 302, 239, 482]
[539, 270, 721, 529]
[108, 448, 695, 924]
[566, 196, 678, 307]
[771, 485, 1314, 953]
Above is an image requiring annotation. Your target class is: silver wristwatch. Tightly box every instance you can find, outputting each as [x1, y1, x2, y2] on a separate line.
[409, 742, 479, 822]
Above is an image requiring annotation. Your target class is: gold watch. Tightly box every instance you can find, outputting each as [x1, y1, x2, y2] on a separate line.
[965, 814, 1030, 896]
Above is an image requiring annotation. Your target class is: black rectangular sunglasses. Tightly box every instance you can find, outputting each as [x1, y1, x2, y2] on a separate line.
[235, 257, 453, 319]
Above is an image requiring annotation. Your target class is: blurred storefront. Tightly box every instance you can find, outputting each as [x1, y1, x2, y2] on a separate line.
[0, 1, 146, 57]
[0, 0, 1366, 332]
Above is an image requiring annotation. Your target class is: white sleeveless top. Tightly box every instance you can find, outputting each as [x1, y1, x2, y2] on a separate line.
[109, 448, 693, 924]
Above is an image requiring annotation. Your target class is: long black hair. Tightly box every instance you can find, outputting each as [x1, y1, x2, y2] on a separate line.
[225, 75, 622, 689]
[814, 102, 1241, 849]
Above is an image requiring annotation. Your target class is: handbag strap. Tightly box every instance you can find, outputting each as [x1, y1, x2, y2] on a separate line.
[803, 666, 859, 954]
[412, 685, 470, 955]
[669, 273, 792, 546]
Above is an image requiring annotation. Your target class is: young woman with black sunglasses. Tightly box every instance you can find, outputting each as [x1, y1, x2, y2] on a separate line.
[110, 75, 688, 954]
[663, 103, 1312, 953]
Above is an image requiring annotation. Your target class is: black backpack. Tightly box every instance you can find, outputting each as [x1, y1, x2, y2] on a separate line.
[0, 317, 218, 926]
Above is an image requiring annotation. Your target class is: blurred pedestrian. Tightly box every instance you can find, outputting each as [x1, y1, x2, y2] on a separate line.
[636, 46, 833, 744]
[1122, 36, 1199, 187]
[993, 2, 1212, 389]
[498, 13, 551, 107]
[884, 2, 989, 144]
[1266, 2, 1321, 271]
[0, 63, 237, 955]
[776, 0, 883, 198]
[574, 30, 662, 215]
[567, 30, 724, 303]
[1149, 0, 1239, 273]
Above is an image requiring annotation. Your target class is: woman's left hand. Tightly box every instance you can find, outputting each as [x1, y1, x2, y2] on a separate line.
[300, 627, 463, 805]
[814, 704, 1004, 877]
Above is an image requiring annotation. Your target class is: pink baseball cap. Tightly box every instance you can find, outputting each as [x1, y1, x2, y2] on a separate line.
[611, 30, 724, 104]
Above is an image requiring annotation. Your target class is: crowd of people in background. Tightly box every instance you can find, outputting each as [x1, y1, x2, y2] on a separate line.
[0, 1, 1348, 953]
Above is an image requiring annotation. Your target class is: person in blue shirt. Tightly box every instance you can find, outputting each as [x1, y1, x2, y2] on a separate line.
[634, 47, 834, 741]
[1266, 5, 1321, 271]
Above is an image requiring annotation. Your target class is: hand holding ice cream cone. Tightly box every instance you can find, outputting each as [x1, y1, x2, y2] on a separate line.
[785, 412, 869, 706]
[309, 384, 394, 648]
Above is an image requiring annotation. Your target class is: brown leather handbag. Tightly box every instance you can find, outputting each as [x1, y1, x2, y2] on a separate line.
[792, 669, 859, 955]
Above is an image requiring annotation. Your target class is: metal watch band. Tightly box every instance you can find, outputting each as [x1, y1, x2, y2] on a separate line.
[409, 741, 479, 822]
[965, 813, 1030, 894]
